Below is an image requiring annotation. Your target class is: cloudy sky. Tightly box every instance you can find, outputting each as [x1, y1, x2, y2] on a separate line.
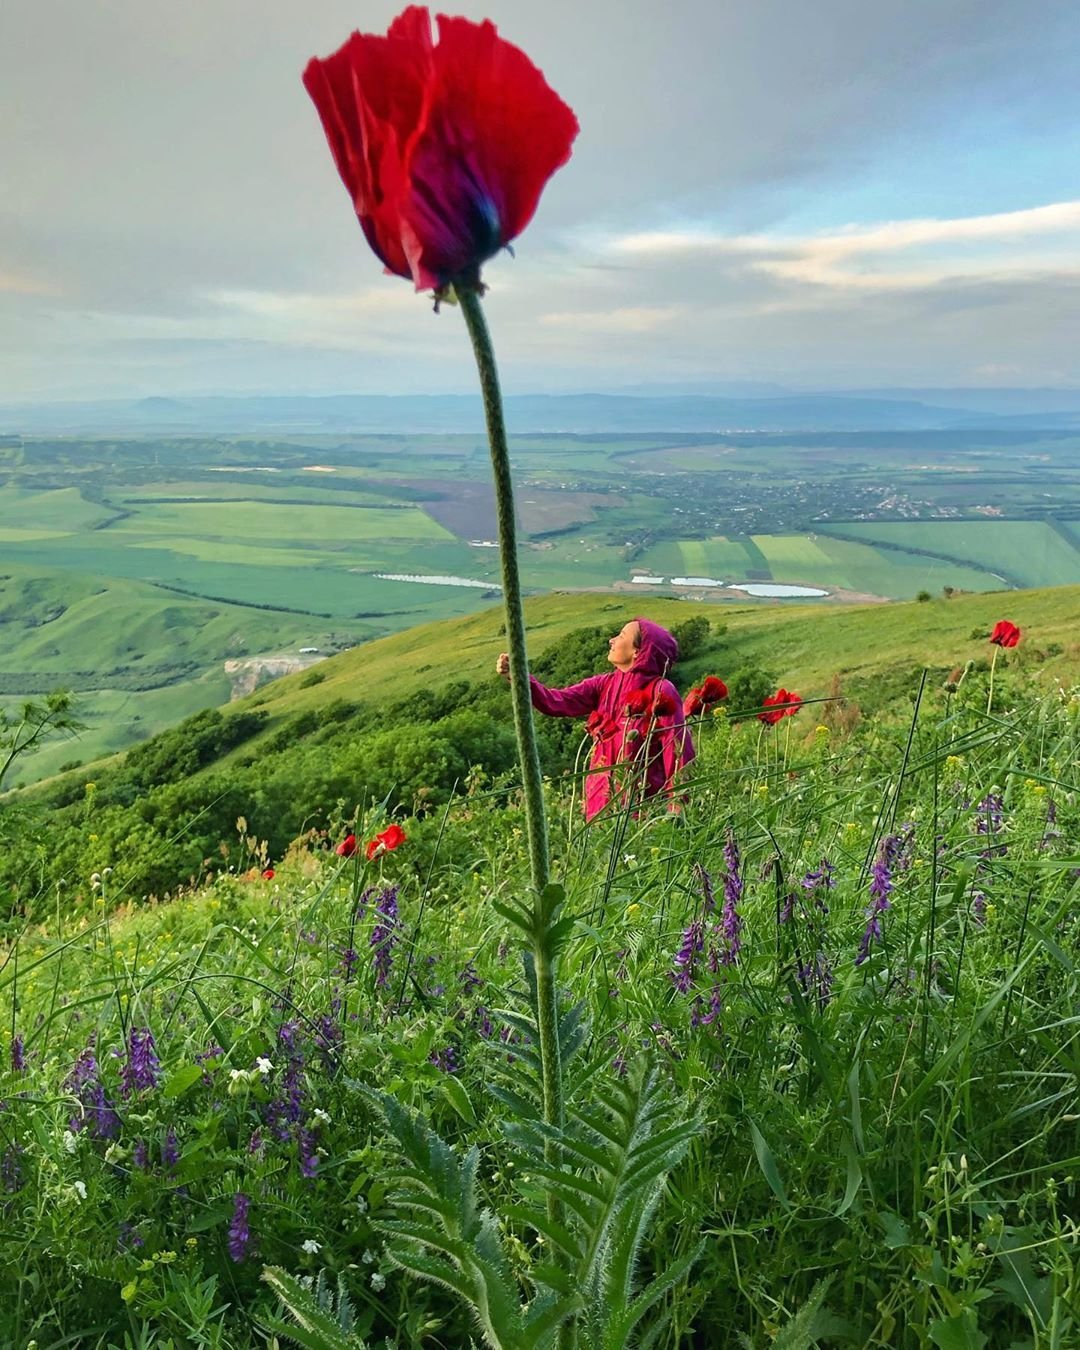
[3, 0, 1080, 401]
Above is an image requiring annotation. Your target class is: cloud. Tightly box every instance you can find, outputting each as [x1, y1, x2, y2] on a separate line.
[605, 200, 1080, 293]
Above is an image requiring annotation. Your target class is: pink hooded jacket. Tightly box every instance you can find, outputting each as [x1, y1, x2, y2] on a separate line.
[528, 618, 695, 820]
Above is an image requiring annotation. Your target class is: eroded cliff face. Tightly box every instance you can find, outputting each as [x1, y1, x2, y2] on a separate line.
[224, 655, 324, 699]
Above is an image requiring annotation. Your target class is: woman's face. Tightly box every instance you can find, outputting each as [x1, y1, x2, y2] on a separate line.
[607, 620, 641, 671]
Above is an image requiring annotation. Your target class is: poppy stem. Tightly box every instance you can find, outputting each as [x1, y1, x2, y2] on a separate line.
[454, 284, 550, 896]
[987, 646, 999, 714]
[454, 285, 566, 1174]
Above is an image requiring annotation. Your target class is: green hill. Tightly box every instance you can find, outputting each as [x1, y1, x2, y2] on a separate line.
[0, 564, 369, 785]
[4, 582, 1077, 917]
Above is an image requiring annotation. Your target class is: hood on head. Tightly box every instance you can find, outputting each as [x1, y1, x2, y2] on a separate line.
[630, 618, 679, 677]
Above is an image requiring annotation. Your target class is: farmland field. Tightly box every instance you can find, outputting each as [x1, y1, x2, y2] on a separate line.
[819, 519, 1080, 589]
[3, 426, 1080, 783]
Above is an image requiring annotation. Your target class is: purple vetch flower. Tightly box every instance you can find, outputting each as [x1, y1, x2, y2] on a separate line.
[1, 1143, 23, 1194]
[228, 1193, 252, 1263]
[121, 1027, 160, 1097]
[971, 892, 988, 926]
[458, 961, 483, 991]
[690, 986, 723, 1029]
[339, 947, 360, 981]
[670, 920, 705, 993]
[779, 893, 796, 924]
[716, 831, 744, 967]
[797, 952, 834, 1010]
[856, 833, 903, 967]
[117, 1221, 145, 1251]
[10, 1036, 26, 1073]
[65, 1044, 99, 1095]
[975, 794, 1004, 835]
[474, 1006, 494, 1039]
[370, 885, 399, 989]
[1046, 799, 1057, 825]
[297, 1128, 319, 1179]
[612, 1052, 627, 1078]
[429, 1044, 459, 1074]
[163, 1128, 179, 1170]
[248, 1129, 264, 1155]
[133, 1139, 150, 1171]
[85, 1082, 121, 1140]
[801, 858, 836, 893]
[694, 862, 717, 915]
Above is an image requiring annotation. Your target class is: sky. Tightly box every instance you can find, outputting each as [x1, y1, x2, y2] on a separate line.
[3, 0, 1080, 402]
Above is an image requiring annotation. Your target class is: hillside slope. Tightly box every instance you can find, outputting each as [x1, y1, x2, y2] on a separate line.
[230, 583, 1080, 731]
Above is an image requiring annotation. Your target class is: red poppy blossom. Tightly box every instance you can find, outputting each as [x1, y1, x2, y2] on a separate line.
[624, 687, 678, 719]
[700, 676, 728, 703]
[758, 689, 802, 726]
[989, 620, 1021, 648]
[303, 7, 579, 293]
[335, 833, 358, 858]
[366, 824, 407, 860]
[261, 867, 275, 881]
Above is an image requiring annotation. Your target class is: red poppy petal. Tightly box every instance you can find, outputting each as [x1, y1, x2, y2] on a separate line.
[303, 8, 434, 278]
[398, 13, 578, 288]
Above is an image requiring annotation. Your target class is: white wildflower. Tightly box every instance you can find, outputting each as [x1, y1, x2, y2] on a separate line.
[254, 1057, 273, 1076]
[312, 1108, 330, 1125]
[62, 1130, 79, 1155]
[362, 1248, 376, 1263]
[370, 1271, 386, 1292]
[72, 1180, 87, 1201]
[355, 1196, 368, 1214]
[300, 1239, 321, 1255]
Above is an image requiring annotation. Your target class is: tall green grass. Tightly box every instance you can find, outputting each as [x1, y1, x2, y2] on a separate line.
[1, 669, 1077, 1346]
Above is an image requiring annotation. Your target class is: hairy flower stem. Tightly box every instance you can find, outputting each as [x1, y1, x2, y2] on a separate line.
[987, 645, 999, 714]
[455, 285, 550, 895]
[455, 285, 566, 1170]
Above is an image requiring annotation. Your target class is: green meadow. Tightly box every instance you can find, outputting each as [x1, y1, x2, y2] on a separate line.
[1, 584, 1077, 1347]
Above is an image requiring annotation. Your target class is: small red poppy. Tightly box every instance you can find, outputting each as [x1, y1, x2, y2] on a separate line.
[587, 710, 619, 741]
[758, 689, 802, 725]
[623, 689, 652, 716]
[366, 824, 407, 860]
[683, 688, 704, 717]
[335, 833, 358, 858]
[989, 620, 1021, 648]
[303, 7, 579, 293]
[652, 689, 679, 718]
[261, 867, 275, 880]
[700, 676, 728, 703]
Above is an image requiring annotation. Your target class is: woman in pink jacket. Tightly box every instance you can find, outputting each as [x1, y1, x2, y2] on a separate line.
[497, 618, 695, 820]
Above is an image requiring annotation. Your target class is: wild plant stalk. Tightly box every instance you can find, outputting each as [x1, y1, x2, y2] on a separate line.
[454, 285, 565, 1149]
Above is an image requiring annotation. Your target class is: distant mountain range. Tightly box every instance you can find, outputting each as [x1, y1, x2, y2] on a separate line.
[3, 388, 1080, 436]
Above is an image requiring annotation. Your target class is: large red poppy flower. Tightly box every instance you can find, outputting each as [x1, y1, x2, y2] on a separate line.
[989, 620, 1021, 648]
[335, 833, 357, 858]
[758, 689, 802, 726]
[303, 7, 579, 292]
[366, 824, 407, 860]
[700, 676, 728, 703]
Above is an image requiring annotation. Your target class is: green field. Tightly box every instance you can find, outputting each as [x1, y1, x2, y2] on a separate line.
[819, 519, 1080, 589]
[4, 432, 1080, 789]
[752, 532, 998, 596]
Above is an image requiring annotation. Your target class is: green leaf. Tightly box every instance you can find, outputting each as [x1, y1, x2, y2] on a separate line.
[772, 1278, 833, 1350]
[440, 1075, 477, 1126]
[880, 1211, 911, 1249]
[163, 1063, 204, 1099]
[928, 1310, 988, 1350]
[834, 1137, 862, 1217]
[747, 1116, 791, 1211]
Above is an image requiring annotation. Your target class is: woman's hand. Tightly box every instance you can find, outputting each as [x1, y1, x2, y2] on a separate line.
[495, 652, 510, 680]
